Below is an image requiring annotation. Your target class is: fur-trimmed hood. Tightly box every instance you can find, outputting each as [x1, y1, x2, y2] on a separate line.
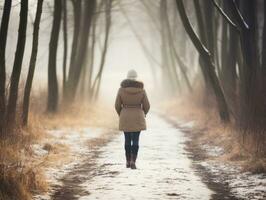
[120, 79, 144, 89]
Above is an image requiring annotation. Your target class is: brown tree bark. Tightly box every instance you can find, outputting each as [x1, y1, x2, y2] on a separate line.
[64, 0, 81, 99]
[193, 0, 212, 95]
[22, 0, 44, 126]
[88, 19, 97, 98]
[62, 0, 68, 95]
[47, 0, 62, 113]
[5, 0, 28, 132]
[203, 0, 214, 56]
[262, 0, 266, 74]
[228, 1, 258, 128]
[66, 0, 96, 103]
[176, 0, 230, 122]
[0, 0, 12, 134]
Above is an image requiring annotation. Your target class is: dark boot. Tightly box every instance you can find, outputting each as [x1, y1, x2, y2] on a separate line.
[126, 153, 131, 168]
[130, 154, 137, 169]
[125, 144, 131, 168]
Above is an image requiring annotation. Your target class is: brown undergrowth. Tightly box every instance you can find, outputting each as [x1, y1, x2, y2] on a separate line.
[0, 95, 117, 200]
[0, 119, 48, 200]
[161, 93, 266, 174]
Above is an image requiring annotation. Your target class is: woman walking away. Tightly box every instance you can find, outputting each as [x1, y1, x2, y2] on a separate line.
[115, 69, 150, 169]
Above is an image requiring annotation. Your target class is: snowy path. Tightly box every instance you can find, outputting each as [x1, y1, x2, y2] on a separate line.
[35, 113, 266, 200]
[75, 114, 213, 199]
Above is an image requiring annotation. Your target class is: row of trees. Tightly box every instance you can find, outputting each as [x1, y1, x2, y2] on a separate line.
[140, 0, 266, 132]
[174, 0, 265, 154]
[1, 0, 265, 153]
[174, 0, 266, 134]
[125, 0, 265, 153]
[0, 0, 113, 135]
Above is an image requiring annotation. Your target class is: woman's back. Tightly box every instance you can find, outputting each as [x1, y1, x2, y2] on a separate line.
[119, 79, 145, 105]
[115, 79, 150, 132]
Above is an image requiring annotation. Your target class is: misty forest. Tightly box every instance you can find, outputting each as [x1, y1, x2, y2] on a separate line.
[0, 0, 265, 199]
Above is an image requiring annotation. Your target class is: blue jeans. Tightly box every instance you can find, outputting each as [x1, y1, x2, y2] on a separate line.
[124, 132, 140, 156]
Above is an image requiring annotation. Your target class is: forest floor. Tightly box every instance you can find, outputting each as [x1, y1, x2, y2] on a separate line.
[32, 111, 265, 200]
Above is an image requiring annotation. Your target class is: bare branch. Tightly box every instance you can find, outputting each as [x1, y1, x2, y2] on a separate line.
[211, 0, 239, 32]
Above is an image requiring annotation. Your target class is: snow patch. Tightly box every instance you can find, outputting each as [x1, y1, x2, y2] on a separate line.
[202, 144, 225, 157]
[31, 144, 49, 157]
[200, 161, 266, 200]
[33, 127, 107, 200]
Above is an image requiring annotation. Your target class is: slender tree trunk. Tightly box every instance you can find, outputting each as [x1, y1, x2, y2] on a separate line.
[88, 19, 97, 98]
[203, 0, 214, 56]
[219, 5, 237, 111]
[226, 28, 237, 94]
[47, 0, 62, 113]
[193, 0, 212, 95]
[92, 0, 112, 100]
[22, 0, 44, 126]
[159, 0, 176, 92]
[213, 5, 221, 74]
[64, 1, 81, 99]
[62, 0, 68, 95]
[164, 1, 192, 92]
[6, 0, 28, 131]
[0, 0, 11, 134]
[176, 0, 230, 122]
[66, 0, 96, 103]
[262, 0, 266, 74]
[220, 14, 229, 79]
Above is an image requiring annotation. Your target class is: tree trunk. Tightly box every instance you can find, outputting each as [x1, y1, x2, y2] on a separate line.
[62, 0, 68, 95]
[64, 0, 81, 99]
[66, 0, 96, 103]
[203, 0, 214, 56]
[176, 0, 230, 122]
[228, 1, 258, 128]
[159, 0, 177, 93]
[22, 0, 44, 126]
[47, 0, 62, 113]
[0, 0, 12, 134]
[5, 0, 28, 132]
[262, 0, 266, 74]
[88, 19, 97, 98]
[164, 1, 192, 92]
[193, 0, 212, 95]
[92, 0, 112, 100]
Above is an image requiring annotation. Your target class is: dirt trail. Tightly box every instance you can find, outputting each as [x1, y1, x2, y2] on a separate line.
[47, 113, 240, 200]
[34, 113, 265, 200]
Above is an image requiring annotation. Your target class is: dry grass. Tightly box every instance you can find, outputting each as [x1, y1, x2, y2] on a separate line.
[161, 92, 266, 173]
[30, 100, 117, 130]
[0, 93, 117, 200]
[0, 124, 48, 200]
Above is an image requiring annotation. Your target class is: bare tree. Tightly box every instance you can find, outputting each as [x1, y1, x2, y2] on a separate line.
[91, 0, 112, 100]
[65, 0, 96, 103]
[163, 1, 192, 92]
[5, 0, 28, 131]
[0, 0, 11, 134]
[22, 0, 44, 126]
[176, 0, 230, 122]
[62, 0, 68, 95]
[47, 0, 62, 112]
[64, 0, 81, 100]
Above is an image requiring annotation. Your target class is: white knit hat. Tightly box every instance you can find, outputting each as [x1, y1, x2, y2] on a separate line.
[127, 69, 137, 80]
